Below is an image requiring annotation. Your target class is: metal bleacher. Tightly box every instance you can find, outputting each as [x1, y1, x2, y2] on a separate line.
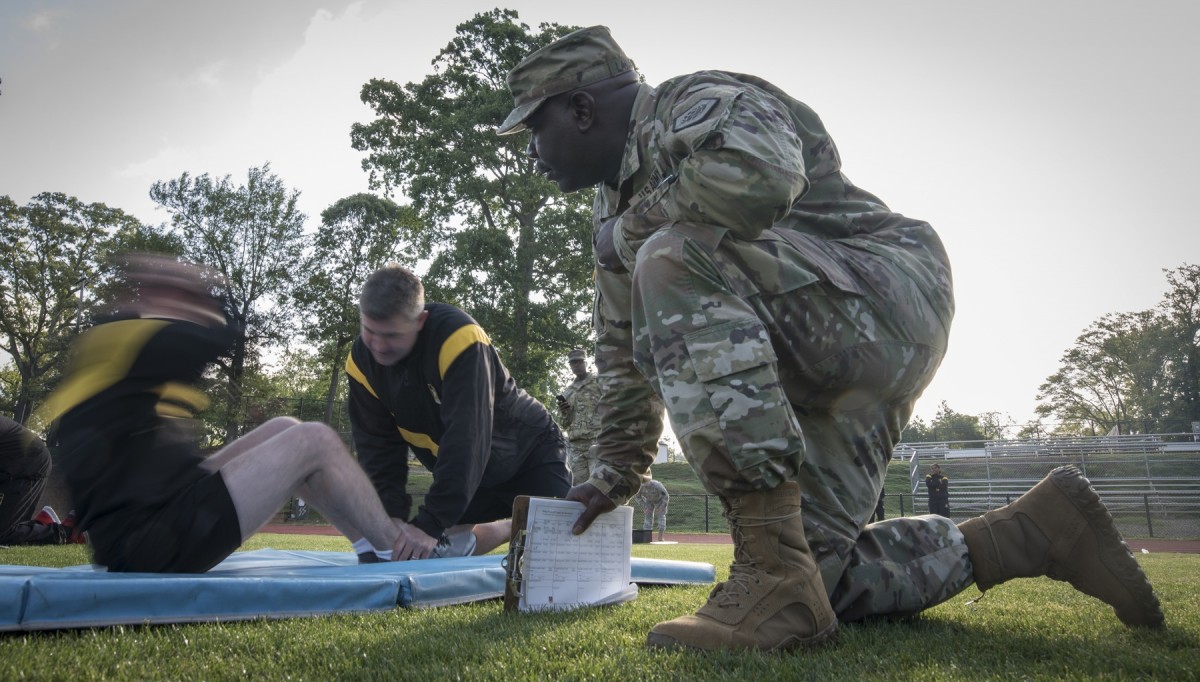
[902, 433, 1200, 538]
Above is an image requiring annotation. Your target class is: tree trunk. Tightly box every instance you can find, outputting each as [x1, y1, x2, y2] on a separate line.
[323, 343, 344, 425]
[224, 337, 247, 443]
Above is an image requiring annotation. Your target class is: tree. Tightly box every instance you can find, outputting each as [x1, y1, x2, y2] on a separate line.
[901, 401, 990, 445]
[1036, 313, 1144, 434]
[351, 9, 596, 404]
[149, 164, 306, 442]
[0, 193, 143, 424]
[292, 193, 423, 423]
[0, 361, 21, 417]
[1159, 264, 1200, 428]
[1036, 263, 1200, 434]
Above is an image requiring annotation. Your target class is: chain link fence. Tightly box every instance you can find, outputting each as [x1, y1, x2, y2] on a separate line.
[900, 434, 1200, 540]
[237, 398, 1199, 541]
[613, 434, 1200, 539]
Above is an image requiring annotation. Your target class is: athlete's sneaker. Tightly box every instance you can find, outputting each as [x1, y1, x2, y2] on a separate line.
[357, 551, 384, 564]
[32, 505, 60, 526]
[61, 510, 88, 544]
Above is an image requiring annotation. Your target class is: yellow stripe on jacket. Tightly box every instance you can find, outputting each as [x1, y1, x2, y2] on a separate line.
[439, 324, 490, 378]
[345, 352, 442, 455]
[37, 319, 170, 424]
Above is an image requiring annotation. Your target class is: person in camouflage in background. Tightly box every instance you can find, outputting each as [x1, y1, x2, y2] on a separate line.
[634, 477, 669, 542]
[556, 348, 603, 484]
[499, 25, 1164, 652]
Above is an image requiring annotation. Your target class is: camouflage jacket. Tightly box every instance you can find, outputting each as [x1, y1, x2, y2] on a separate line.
[634, 479, 669, 507]
[559, 372, 602, 442]
[589, 71, 953, 507]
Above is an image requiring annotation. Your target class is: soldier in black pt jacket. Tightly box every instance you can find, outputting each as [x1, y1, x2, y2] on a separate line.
[346, 265, 571, 562]
[925, 464, 951, 517]
[40, 255, 406, 572]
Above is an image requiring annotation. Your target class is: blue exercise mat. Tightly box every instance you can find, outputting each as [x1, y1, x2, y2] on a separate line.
[0, 550, 716, 631]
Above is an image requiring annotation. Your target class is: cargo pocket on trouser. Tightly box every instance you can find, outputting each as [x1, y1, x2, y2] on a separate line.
[678, 317, 805, 486]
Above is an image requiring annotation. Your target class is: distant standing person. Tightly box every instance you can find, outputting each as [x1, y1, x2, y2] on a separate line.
[870, 488, 886, 523]
[634, 478, 669, 542]
[926, 464, 950, 517]
[556, 348, 602, 484]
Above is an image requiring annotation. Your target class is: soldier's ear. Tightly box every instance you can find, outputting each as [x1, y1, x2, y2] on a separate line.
[568, 91, 597, 132]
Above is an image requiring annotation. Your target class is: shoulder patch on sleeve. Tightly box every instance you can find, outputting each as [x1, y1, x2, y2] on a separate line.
[673, 98, 719, 132]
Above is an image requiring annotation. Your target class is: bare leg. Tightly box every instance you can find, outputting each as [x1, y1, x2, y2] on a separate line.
[217, 421, 399, 553]
[201, 416, 303, 473]
[466, 520, 512, 555]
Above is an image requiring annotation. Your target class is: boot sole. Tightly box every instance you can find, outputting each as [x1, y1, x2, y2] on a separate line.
[645, 620, 838, 653]
[1050, 466, 1165, 629]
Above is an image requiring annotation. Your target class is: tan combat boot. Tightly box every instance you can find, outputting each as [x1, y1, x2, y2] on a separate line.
[958, 465, 1164, 628]
[646, 481, 838, 651]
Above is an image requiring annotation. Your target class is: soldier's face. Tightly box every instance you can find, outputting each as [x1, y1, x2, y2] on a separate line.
[360, 312, 426, 366]
[569, 357, 587, 379]
[524, 93, 609, 193]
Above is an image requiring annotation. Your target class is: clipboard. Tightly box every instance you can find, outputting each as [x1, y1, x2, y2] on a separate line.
[502, 495, 532, 611]
[502, 496, 637, 612]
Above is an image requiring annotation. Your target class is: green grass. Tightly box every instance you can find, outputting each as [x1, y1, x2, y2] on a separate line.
[2, 537, 1197, 680]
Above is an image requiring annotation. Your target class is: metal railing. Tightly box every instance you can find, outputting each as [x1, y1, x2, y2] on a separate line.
[905, 432, 1200, 539]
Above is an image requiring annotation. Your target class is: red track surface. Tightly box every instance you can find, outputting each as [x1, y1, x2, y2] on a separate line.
[257, 523, 1198, 552]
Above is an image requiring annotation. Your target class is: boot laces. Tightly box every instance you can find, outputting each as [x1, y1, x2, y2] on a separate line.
[714, 508, 801, 607]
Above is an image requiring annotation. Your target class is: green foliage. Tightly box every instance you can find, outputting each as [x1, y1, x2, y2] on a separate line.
[901, 401, 995, 444]
[2, 539, 1197, 680]
[149, 164, 307, 442]
[292, 193, 423, 423]
[1159, 264, 1200, 426]
[0, 193, 146, 425]
[0, 362, 19, 414]
[1037, 264, 1200, 435]
[351, 9, 595, 405]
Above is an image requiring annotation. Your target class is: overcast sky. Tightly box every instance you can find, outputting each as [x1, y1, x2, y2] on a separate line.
[3, 0, 1197, 428]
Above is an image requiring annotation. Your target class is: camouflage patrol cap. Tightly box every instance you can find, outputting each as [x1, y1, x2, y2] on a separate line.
[568, 348, 586, 361]
[497, 25, 633, 136]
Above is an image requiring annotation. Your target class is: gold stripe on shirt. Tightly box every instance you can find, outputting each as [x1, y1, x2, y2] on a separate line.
[438, 324, 490, 378]
[398, 428, 439, 456]
[37, 319, 171, 424]
[345, 354, 381, 399]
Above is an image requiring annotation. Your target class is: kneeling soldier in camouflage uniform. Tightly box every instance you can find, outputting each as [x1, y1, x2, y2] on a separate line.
[499, 26, 1164, 651]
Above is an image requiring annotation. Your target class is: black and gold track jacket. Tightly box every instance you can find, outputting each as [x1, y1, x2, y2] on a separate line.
[38, 314, 238, 550]
[345, 303, 554, 540]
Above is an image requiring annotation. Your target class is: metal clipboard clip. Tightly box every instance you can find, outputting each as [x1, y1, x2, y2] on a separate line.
[502, 528, 528, 607]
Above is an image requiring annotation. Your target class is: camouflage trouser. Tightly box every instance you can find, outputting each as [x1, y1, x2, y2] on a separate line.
[629, 221, 973, 621]
[567, 440, 598, 485]
[641, 502, 668, 531]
